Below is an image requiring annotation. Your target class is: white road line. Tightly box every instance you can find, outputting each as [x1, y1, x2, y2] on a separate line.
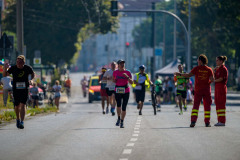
[119, 159, 128, 160]
[123, 149, 132, 154]
[127, 143, 135, 147]
[132, 134, 139, 137]
[130, 138, 138, 142]
[135, 125, 141, 128]
[134, 128, 139, 130]
[136, 122, 141, 125]
[134, 130, 140, 133]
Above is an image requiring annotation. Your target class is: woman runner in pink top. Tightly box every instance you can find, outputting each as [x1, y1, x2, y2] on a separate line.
[113, 59, 133, 128]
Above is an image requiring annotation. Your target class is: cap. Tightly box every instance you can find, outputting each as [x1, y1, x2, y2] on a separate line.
[117, 59, 125, 64]
[101, 67, 107, 72]
[139, 65, 145, 70]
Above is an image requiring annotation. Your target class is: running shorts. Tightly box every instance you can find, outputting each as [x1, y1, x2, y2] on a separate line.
[135, 90, 145, 103]
[115, 92, 129, 111]
[13, 89, 28, 106]
[100, 89, 108, 97]
[106, 88, 115, 96]
[177, 90, 187, 99]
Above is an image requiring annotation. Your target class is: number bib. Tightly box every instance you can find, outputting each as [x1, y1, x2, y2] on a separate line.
[16, 82, 26, 89]
[109, 86, 115, 91]
[116, 87, 125, 94]
[177, 85, 184, 91]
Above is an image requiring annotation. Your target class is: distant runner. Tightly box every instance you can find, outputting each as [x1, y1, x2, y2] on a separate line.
[99, 67, 109, 114]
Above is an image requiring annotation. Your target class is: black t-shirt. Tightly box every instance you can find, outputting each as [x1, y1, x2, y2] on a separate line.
[7, 65, 34, 90]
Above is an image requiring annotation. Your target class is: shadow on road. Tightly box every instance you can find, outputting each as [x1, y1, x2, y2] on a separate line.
[151, 127, 191, 130]
[73, 128, 118, 130]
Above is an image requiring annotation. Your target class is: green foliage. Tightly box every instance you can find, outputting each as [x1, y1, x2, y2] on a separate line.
[3, 0, 118, 65]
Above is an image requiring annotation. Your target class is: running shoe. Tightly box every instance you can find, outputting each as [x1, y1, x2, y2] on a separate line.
[16, 119, 20, 128]
[190, 122, 196, 128]
[214, 122, 225, 126]
[184, 106, 187, 111]
[139, 111, 142, 115]
[106, 107, 109, 114]
[112, 112, 115, 116]
[179, 111, 183, 115]
[103, 111, 105, 114]
[120, 122, 124, 128]
[19, 121, 24, 129]
[116, 119, 120, 126]
[205, 123, 211, 127]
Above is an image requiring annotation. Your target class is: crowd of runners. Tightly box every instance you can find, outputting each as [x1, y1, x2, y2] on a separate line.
[2, 54, 228, 129]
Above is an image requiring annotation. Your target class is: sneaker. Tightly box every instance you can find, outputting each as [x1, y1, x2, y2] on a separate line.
[103, 111, 105, 114]
[112, 112, 115, 116]
[184, 106, 187, 111]
[139, 111, 142, 115]
[179, 111, 183, 115]
[116, 119, 120, 126]
[120, 122, 124, 128]
[214, 122, 225, 127]
[110, 108, 114, 113]
[106, 107, 109, 114]
[19, 121, 24, 129]
[205, 123, 211, 127]
[16, 120, 20, 128]
[190, 122, 196, 128]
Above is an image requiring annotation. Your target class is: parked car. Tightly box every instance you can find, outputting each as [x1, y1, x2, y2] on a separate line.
[88, 76, 101, 103]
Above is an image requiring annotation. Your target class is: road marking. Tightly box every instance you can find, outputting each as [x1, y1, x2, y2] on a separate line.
[134, 128, 139, 130]
[134, 130, 140, 133]
[120, 159, 128, 160]
[135, 125, 141, 128]
[130, 138, 138, 142]
[132, 134, 139, 137]
[136, 122, 141, 125]
[123, 149, 132, 154]
[127, 143, 135, 147]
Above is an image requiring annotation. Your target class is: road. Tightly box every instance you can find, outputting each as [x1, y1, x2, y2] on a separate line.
[0, 72, 240, 160]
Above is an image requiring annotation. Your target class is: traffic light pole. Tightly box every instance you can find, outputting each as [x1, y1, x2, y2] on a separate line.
[111, 8, 190, 73]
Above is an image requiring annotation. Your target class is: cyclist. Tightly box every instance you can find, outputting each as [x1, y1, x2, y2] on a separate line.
[64, 77, 71, 97]
[154, 75, 162, 111]
[29, 82, 39, 108]
[174, 64, 188, 115]
[103, 61, 117, 116]
[81, 76, 88, 97]
[113, 59, 133, 128]
[133, 65, 153, 115]
[99, 67, 109, 114]
[3, 55, 35, 129]
[174, 54, 214, 127]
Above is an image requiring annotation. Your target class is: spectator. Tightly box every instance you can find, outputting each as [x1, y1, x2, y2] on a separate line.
[30, 82, 39, 108]
[1, 75, 12, 106]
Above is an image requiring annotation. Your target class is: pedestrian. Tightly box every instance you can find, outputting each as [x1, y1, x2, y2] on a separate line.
[162, 79, 168, 104]
[174, 54, 214, 127]
[3, 55, 35, 129]
[29, 82, 39, 108]
[214, 56, 228, 126]
[154, 75, 163, 111]
[133, 65, 153, 115]
[81, 76, 88, 98]
[1, 75, 12, 106]
[167, 77, 174, 104]
[99, 67, 109, 114]
[53, 80, 62, 111]
[174, 64, 188, 115]
[113, 59, 133, 128]
[103, 61, 117, 116]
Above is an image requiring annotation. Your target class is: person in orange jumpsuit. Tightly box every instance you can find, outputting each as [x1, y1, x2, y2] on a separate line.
[214, 56, 228, 126]
[174, 54, 214, 127]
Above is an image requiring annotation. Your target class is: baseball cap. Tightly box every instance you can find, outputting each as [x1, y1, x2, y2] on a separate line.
[117, 59, 125, 64]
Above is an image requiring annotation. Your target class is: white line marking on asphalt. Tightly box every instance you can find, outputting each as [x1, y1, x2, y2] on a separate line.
[134, 128, 139, 130]
[136, 122, 141, 125]
[119, 159, 128, 160]
[130, 138, 138, 142]
[123, 149, 132, 154]
[134, 130, 140, 133]
[127, 143, 135, 147]
[132, 134, 139, 137]
[137, 117, 142, 119]
[135, 125, 141, 128]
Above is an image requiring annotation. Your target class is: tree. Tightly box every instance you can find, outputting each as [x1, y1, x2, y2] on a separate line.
[3, 0, 118, 65]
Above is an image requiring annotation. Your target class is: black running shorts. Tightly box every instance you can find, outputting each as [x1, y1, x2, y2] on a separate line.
[13, 89, 29, 106]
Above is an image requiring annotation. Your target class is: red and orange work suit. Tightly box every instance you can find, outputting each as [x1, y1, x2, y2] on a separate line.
[190, 66, 214, 124]
[214, 65, 228, 124]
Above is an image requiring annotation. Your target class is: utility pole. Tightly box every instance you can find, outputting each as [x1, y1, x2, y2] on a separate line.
[162, 3, 166, 67]
[187, 0, 191, 72]
[16, 0, 24, 55]
[124, 23, 127, 64]
[173, 0, 177, 60]
[151, 2, 156, 80]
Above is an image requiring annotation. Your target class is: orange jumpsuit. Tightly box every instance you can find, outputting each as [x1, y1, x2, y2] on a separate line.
[190, 66, 213, 124]
[214, 65, 228, 124]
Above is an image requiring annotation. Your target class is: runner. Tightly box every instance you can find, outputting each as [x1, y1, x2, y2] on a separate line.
[154, 75, 162, 111]
[174, 64, 188, 115]
[3, 55, 35, 129]
[99, 67, 109, 114]
[214, 56, 228, 126]
[64, 77, 71, 97]
[174, 54, 214, 127]
[133, 65, 153, 115]
[113, 59, 133, 128]
[80, 76, 88, 98]
[52, 80, 62, 111]
[29, 82, 39, 108]
[103, 61, 117, 116]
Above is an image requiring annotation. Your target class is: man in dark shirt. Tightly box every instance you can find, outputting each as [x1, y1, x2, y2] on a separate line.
[3, 55, 35, 129]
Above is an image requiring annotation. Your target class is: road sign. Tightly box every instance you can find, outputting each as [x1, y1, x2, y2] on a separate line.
[34, 58, 41, 65]
[155, 48, 162, 56]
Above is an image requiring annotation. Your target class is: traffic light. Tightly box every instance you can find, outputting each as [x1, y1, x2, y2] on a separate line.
[125, 42, 130, 48]
[111, 1, 118, 17]
[191, 56, 198, 68]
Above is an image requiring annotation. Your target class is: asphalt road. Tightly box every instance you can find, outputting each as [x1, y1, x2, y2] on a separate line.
[0, 72, 240, 160]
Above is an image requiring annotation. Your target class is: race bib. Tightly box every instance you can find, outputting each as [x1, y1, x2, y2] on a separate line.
[116, 87, 125, 94]
[16, 82, 26, 89]
[109, 86, 115, 91]
[178, 85, 184, 90]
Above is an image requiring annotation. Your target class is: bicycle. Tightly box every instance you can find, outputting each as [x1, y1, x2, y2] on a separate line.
[150, 85, 157, 115]
[47, 91, 55, 106]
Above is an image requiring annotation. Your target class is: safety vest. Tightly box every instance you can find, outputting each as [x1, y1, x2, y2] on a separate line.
[132, 72, 150, 88]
